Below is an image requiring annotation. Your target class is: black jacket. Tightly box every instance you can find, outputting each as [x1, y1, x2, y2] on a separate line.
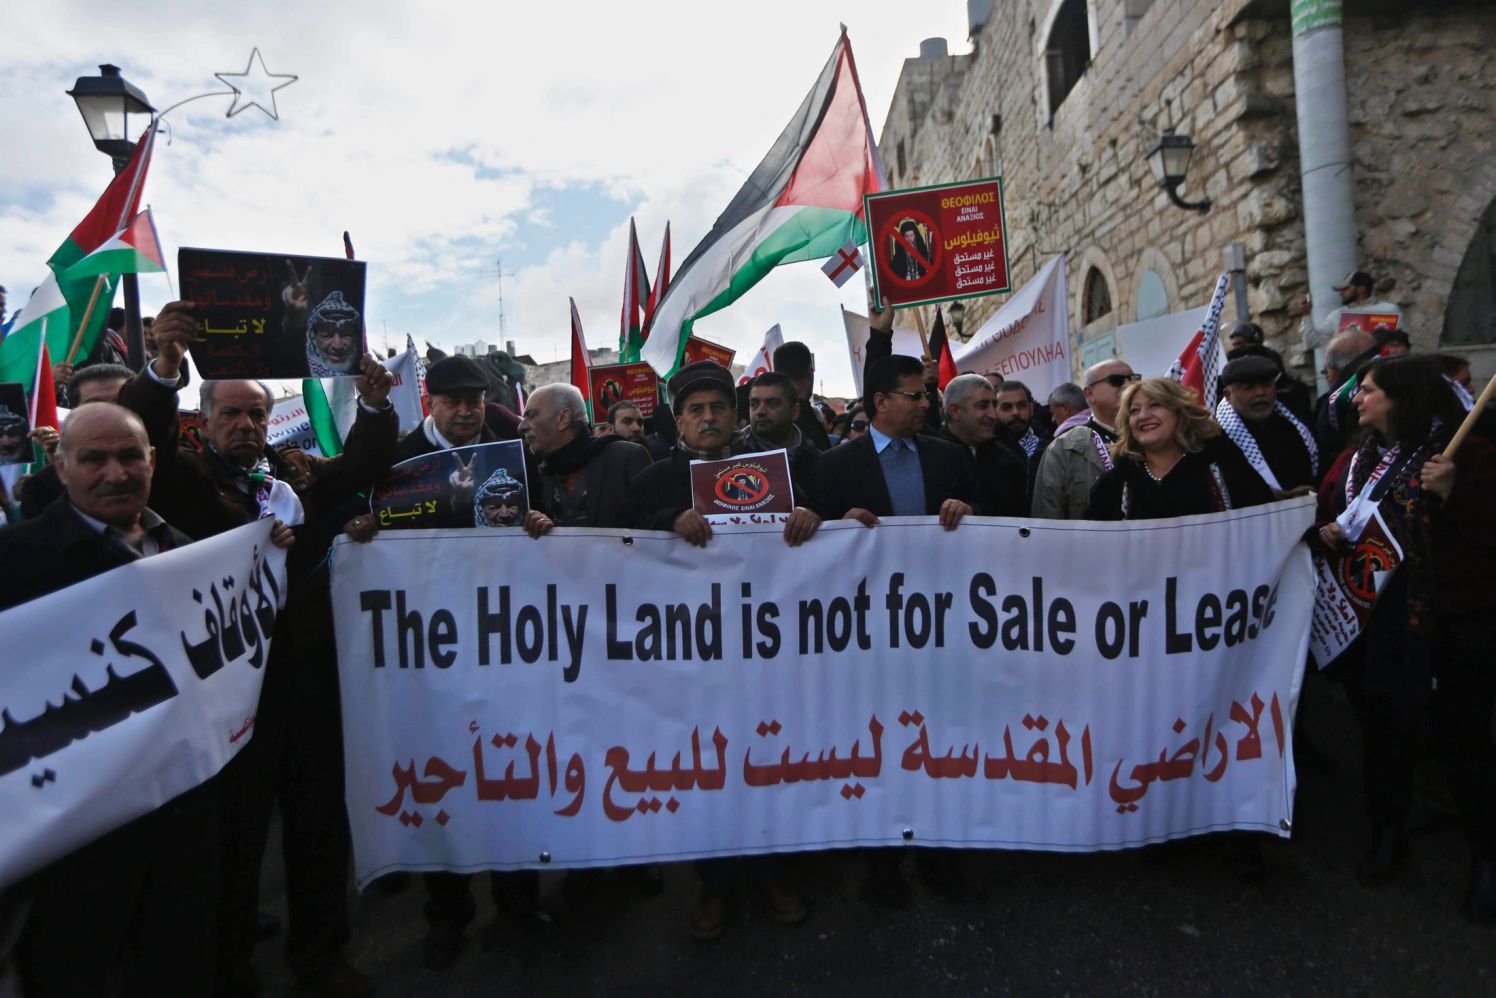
[733, 426, 821, 514]
[628, 447, 698, 531]
[0, 499, 191, 611]
[1084, 436, 1274, 520]
[937, 427, 1027, 517]
[535, 435, 651, 529]
[814, 431, 983, 521]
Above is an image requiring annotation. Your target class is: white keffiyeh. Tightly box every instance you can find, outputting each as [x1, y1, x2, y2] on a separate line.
[1215, 398, 1318, 491]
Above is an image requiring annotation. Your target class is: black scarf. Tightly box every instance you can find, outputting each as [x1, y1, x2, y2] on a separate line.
[540, 431, 609, 479]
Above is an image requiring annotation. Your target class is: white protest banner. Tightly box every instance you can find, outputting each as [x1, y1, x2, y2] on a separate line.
[841, 307, 924, 397]
[953, 255, 1070, 395]
[0, 520, 285, 888]
[1113, 306, 1212, 378]
[332, 499, 1313, 884]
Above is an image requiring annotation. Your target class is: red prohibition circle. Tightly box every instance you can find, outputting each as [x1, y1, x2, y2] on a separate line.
[714, 469, 770, 506]
[878, 208, 942, 289]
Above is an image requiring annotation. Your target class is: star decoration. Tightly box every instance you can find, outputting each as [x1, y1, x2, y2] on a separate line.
[215, 48, 298, 120]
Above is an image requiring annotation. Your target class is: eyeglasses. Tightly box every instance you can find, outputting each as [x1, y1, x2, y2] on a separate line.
[883, 389, 925, 402]
[1086, 373, 1142, 389]
[851, 420, 868, 431]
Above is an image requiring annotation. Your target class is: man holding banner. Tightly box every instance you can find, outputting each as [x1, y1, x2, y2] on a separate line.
[0, 403, 217, 995]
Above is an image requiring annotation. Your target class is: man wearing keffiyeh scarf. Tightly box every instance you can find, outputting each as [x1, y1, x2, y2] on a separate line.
[119, 300, 398, 995]
[1216, 353, 1318, 494]
[1313, 355, 1496, 921]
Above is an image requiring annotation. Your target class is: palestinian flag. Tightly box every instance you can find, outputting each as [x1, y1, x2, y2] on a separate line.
[619, 218, 651, 361]
[641, 28, 885, 377]
[643, 222, 671, 335]
[570, 298, 592, 420]
[928, 308, 957, 391]
[0, 129, 154, 384]
[64, 208, 166, 281]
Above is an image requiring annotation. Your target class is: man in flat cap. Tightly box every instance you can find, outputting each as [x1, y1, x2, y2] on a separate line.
[397, 355, 492, 460]
[1215, 353, 1318, 495]
[630, 360, 820, 547]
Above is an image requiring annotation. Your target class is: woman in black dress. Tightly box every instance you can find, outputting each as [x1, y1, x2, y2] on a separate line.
[1085, 377, 1272, 520]
[1313, 355, 1496, 918]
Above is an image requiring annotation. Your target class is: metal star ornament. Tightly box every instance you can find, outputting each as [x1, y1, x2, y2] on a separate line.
[215, 48, 297, 120]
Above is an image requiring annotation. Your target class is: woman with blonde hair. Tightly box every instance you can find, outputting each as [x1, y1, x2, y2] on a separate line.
[1085, 377, 1271, 519]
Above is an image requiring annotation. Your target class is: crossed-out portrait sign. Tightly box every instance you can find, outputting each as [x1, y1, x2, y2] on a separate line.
[864, 178, 1011, 309]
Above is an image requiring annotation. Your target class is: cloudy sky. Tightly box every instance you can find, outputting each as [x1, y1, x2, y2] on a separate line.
[1, 1, 975, 396]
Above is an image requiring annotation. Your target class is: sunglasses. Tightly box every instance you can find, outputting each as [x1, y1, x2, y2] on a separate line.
[1086, 373, 1142, 389]
[851, 420, 868, 431]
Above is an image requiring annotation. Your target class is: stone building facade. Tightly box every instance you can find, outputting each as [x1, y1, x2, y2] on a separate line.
[878, 0, 1496, 380]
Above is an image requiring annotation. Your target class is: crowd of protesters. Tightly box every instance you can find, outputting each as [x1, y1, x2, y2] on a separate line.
[0, 274, 1492, 995]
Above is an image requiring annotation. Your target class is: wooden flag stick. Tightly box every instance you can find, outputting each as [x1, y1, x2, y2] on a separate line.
[1443, 371, 1496, 458]
[913, 306, 930, 361]
[63, 275, 109, 366]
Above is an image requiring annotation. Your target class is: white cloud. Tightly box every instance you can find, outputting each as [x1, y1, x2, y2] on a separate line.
[3, 1, 975, 395]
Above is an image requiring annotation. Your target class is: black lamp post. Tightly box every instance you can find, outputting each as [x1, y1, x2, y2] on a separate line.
[1145, 127, 1211, 214]
[948, 301, 966, 339]
[67, 64, 156, 370]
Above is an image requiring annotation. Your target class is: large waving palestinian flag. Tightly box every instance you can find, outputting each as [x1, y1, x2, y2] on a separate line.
[641, 29, 885, 377]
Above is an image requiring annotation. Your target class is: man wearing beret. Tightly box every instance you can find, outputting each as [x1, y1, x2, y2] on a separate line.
[629, 360, 820, 548]
[1215, 352, 1319, 495]
[397, 355, 493, 459]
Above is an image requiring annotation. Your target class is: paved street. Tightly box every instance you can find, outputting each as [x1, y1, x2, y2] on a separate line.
[258, 679, 1495, 995]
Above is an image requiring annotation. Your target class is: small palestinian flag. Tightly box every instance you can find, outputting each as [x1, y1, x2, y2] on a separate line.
[63, 208, 166, 281]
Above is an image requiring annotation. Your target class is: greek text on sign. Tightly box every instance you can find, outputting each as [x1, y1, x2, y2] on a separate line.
[864, 178, 1011, 309]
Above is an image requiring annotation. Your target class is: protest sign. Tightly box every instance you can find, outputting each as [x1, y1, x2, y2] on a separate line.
[588, 362, 658, 420]
[690, 449, 796, 525]
[682, 337, 736, 370]
[371, 440, 529, 530]
[864, 178, 1011, 309]
[0, 521, 285, 889]
[332, 498, 1313, 883]
[1337, 311, 1400, 334]
[0, 383, 31, 466]
[179, 247, 367, 380]
[265, 395, 318, 454]
[1309, 508, 1403, 668]
[952, 256, 1071, 396]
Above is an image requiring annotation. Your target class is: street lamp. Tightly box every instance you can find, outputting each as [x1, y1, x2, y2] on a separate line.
[67, 64, 156, 171]
[67, 64, 156, 370]
[1145, 127, 1211, 214]
[947, 301, 967, 339]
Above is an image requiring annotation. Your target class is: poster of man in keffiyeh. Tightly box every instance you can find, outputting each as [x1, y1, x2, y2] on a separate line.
[178, 247, 367, 379]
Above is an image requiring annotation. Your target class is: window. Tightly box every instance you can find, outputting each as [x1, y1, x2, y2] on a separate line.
[1044, 0, 1091, 114]
[1083, 266, 1113, 324]
[1443, 196, 1496, 346]
[1136, 270, 1169, 321]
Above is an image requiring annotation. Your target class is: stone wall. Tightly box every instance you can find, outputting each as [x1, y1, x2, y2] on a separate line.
[879, 0, 1496, 378]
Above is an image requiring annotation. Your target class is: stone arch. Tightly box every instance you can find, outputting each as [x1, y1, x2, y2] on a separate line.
[1435, 159, 1496, 351]
[1072, 246, 1120, 377]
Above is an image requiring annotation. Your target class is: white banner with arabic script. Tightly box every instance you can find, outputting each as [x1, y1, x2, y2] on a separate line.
[0, 520, 286, 889]
[332, 499, 1313, 884]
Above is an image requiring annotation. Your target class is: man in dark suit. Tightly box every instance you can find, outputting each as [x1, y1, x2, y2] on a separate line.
[993, 380, 1051, 512]
[119, 301, 394, 998]
[0, 402, 268, 997]
[938, 373, 1027, 517]
[816, 354, 982, 529]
